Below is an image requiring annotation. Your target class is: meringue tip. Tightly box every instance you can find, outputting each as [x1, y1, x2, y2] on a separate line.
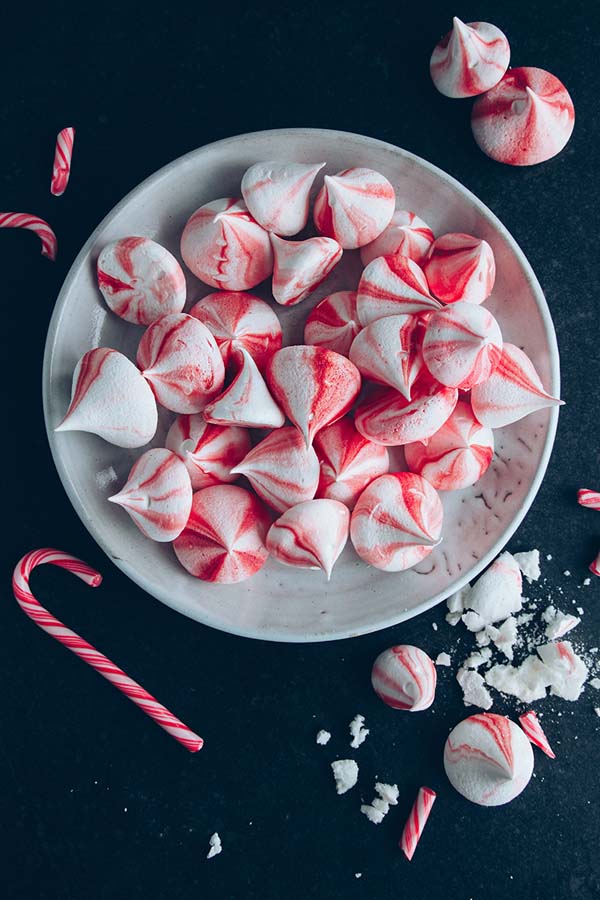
[54, 413, 79, 433]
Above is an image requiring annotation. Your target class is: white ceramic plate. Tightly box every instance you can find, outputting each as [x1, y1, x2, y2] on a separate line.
[43, 128, 560, 642]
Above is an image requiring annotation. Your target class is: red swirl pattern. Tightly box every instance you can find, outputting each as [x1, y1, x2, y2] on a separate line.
[430, 18, 510, 99]
[0, 211, 57, 260]
[266, 346, 361, 448]
[424, 233, 496, 305]
[166, 413, 251, 490]
[173, 485, 270, 583]
[350, 472, 443, 572]
[357, 253, 441, 326]
[313, 167, 395, 249]
[189, 291, 282, 369]
[266, 499, 349, 579]
[360, 209, 434, 267]
[304, 291, 361, 357]
[314, 417, 389, 509]
[137, 313, 225, 414]
[50, 126, 75, 196]
[518, 711, 556, 759]
[371, 645, 437, 711]
[400, 787, 437, 861]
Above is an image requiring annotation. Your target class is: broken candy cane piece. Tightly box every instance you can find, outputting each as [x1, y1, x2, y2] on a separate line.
[51, 126, 75, 196]
[0, 211, 57, 259]
[518, 710, 556, 759]
[400, 787, 437, 860]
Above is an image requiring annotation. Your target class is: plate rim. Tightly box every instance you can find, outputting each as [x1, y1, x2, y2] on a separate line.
[42, 127, 561, 643]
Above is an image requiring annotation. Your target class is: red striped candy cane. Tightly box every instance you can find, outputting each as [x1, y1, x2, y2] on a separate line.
[400, 786, 436, 860]
[0, 212, 57, 260]
[578, 488, 600, 511]
[590, 551, 600, 577]
[518, 711, 555, 759]
[51, 127, 75, 196]
[12, 548, 203, 752]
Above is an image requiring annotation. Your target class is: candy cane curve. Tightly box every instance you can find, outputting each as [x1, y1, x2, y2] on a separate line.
[51, 126, 75, 196]
[0, 212, 57, 260]
[400, 786, 437, 861]
[12, 548, 203, 752]
[577, 488, 600, 511]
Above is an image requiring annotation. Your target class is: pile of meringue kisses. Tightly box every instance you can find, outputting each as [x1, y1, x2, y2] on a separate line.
[55, 159, 563, 585]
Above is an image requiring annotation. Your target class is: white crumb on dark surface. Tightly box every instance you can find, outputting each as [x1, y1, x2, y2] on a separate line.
[514, 549, 541, 583]
[435, 652, 451, 667]
[316, 729, 331, 745]
[349, 714, 369, 749]
[360, 782, 399, 824]
[432, 622, 438, 631]
[207, 833, 222, 859]
[457, 667, 493, 709]
[331, 759, 359, 795]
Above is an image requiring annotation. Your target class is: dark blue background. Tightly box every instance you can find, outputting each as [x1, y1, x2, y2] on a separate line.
[2, 1, 599, 898]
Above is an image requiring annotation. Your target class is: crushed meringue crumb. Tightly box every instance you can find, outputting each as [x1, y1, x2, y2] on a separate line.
[332, 759, 359, 795]
[207, 833, 222, 859]
[316, 729, 331, 745]
[583, 578, 591, 586]
[590, 678, 600, 690]
[457, 667, 493, 709]
[349, 714, 369, 749]
[360, 782, 399, 824]
[514, 549, 541, 583]
[435, 652, 452, 667]
[432, 622, 438, 631]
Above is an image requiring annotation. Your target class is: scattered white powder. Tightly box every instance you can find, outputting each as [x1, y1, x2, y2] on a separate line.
[589, 678, 600, 690]
[514, 549, 541, 583]
[457, 667, 493, 709]
[542, 606, 580, 640]
[563, 570, 571, 577]
[96, 465, 118, 491]
[432, 622, 438, 631]
[583, 578, 591, 587]
[332, 759, 359, 795]
[546, 554, 553, 560]
[516, 612, 535, 626]
[349, 714, 369, 749]
[207, 833, 222, 859]
[435, 652, 452, 667]
[316, 730, 331, 745]
[360, 782, 399, 824]
[355, 873, 362, 879]
[577, 607, 584, 616]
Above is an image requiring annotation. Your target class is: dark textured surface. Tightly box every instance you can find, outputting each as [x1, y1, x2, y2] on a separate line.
[2, 1, 599, 898]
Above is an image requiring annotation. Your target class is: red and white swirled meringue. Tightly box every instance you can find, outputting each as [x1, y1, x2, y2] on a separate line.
[241, 160, 326, 236]
[471, 343, 563, 428]
[424, 233, 496, 305]
[355, 377, 458, 446]
[189, 292, 282, 369]
[266, 346, 361, 447]
[203, 347, 285, 429]
[266, 499, 350, 579]
[350, 472, 443, 571]
[173, 485, 270, 583]
[371, 645, 437, 711]
[313, 167, 396, 249]
[270, 234, 342, 306]
[430, 18, 510, 99]
[314, 417, 390, 509]
[180, 198, 273, 291]
[231, 427, 319, 513]
[404, 401, 494, 491]
[356, 254, 441, 326]
[444, 713, 534, 806]
[55, 348, 157, 448]
[97, 237, 186, 326]
[136, 313, 225, 414]
[349, 314, 425, 399]
[471, 67, 575, 166]
[303, 291, 361, 357]
[108, 448, 192, 542]
[360, 210, 434, 267]
[166, 414, 251, 490]
[422, 301, 503, 389]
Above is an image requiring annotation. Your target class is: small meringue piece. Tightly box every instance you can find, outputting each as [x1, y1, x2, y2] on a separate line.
[189, 291, 282, 370]
[303, 291, 360, 357]
[266, 499, 349, 580]
[430, 18, 510, 99]
[422, 301, 503, 389]
[360, 210, 434, 267]
[241, 160, 325, 235]
[424, 233, 496, 305]
[331, 759, 359, 795]
[166, 414, 251, 490]
[271, 234, 342, 306]
[371, 644, 437, 710]
[202, 347, 285, 429]
[314, 167, 395, 249]
[357, 253, 441, 326]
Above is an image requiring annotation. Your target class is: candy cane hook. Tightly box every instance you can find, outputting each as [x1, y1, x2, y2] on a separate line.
[12, 548, 203, 752]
